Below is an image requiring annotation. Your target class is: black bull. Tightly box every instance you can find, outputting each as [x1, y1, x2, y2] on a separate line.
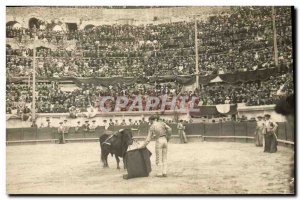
[99, 129, 133, 169]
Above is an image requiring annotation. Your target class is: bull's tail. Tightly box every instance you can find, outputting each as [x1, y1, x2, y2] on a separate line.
[100, 143, 110, 166]
[99, 136, 107, 164]
[101, 150, 105, 164]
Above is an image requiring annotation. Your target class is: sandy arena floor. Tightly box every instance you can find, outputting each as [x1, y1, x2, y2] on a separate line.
[6, 141, 294, 194]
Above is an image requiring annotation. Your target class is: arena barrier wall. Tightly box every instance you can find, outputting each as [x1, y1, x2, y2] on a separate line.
[6, 122, 294, 146]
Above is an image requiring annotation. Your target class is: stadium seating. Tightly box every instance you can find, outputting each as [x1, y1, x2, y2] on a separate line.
[6, 7, 293, 114]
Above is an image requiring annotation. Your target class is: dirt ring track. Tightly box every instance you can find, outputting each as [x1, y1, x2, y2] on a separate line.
[6, 141, 293, 194]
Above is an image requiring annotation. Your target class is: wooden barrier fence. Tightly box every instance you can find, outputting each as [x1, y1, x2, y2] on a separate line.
[6, 122, 294, 146]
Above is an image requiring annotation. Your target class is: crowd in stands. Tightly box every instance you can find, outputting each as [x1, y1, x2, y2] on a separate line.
[199, 72, 293, 106]
[199, 7, 292, 74]
[6, 70, 293, 114]
[6, 81, 183, 114]
[6, 6, 294, 115]
[6, 7, 292, 78]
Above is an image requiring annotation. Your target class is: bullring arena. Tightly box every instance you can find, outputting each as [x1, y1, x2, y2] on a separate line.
[7, 139, 293, 194]
[6, 6, 294, 195]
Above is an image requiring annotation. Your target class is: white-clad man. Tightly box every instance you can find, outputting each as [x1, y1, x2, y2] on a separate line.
[140, 115, 172, 177]
[254, 116, 265, 147]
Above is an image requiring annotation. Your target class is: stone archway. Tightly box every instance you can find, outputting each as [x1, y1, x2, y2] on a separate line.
[66, 23, 78, 32]
[6, 21, 21, 28]
[84, 24, 95, 31]
[28, 17, 40, 29]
